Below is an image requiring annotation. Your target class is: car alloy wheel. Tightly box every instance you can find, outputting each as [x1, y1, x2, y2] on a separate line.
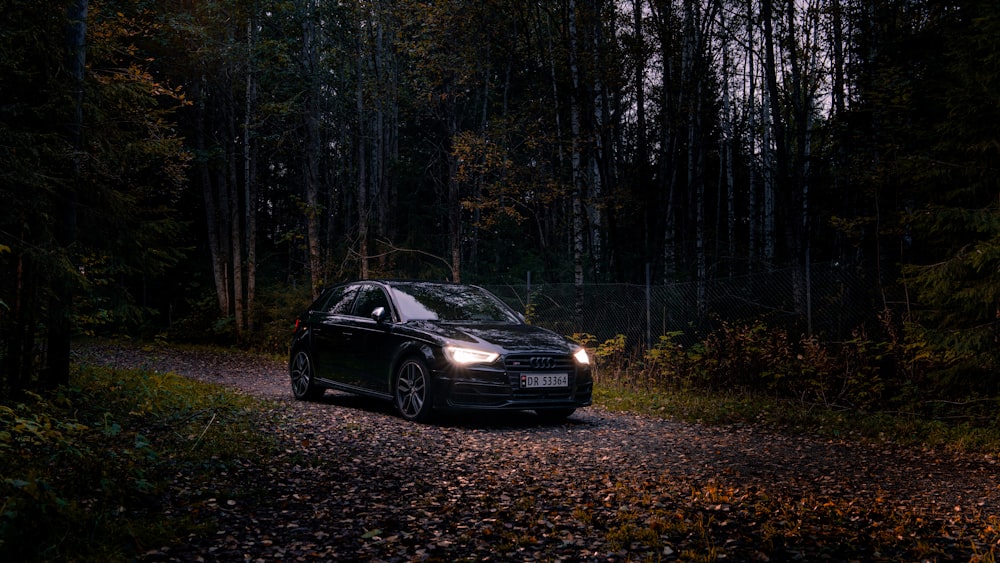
[394, 357, 432, 422]
[290, 349, 324, 400]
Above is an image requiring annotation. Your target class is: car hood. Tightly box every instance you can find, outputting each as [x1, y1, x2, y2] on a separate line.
[407, 321, 576, 354]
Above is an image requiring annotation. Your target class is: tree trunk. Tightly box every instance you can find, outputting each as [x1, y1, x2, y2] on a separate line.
[720, 3, 736, 273]
[632, 0, 651, 262]
[445, 87, 461, 283]
[683, 0, 706, 313]
[302, 0, 323, 298]
[830, 0, 846, 117]
[229, 121, 244, 337]
[588, 0, 604, 279]
[245, 17, 257, 332]
[356, 24, 369, 280]
[649, 0, 679, 281]
[568, 0, 585, 317]
[197, 77, 230, 317]
[745, 3, 758, 270]
[784, 0, 807, 312]
[7, 238, 34, 395]
[541, 4, 563, 255]
[215, 158, 233, 309]
[762, 89, 776, 265]
[44, 0, 88, 389]
[761, 0, 783, 267]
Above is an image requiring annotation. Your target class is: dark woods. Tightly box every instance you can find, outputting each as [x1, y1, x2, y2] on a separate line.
[1, 0, 998, 401]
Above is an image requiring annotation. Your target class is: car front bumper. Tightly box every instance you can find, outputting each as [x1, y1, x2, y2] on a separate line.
[433, 364, 593, 411]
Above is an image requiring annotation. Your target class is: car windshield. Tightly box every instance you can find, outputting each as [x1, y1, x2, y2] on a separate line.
[389, 283, 521, 323]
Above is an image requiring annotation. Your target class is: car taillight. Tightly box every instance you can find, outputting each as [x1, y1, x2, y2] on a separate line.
[294, 318, 301, 332]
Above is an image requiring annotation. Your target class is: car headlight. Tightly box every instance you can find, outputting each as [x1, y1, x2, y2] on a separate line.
[573, 347, 590, 365]
[445, 346, 500, 365]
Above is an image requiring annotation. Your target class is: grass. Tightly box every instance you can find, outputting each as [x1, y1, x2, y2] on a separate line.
[0, 363, 278, 563]
[593, 378, 1000, 455]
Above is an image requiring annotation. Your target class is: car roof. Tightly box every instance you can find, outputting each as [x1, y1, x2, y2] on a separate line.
[338, 279, 482, 289]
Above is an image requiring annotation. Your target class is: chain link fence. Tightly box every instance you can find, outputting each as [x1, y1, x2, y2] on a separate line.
[485, 261, 877, 349]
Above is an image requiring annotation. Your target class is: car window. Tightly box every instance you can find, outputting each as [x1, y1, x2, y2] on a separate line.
[324, 285, 360, 315]
[309, 287, 337, 312]
[352, 285, 391, 319]
[389, 283, 520, 323]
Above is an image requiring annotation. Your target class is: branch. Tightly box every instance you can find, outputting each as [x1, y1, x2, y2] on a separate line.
[372, 238, 457, 281]
[190, 412, 217, 452]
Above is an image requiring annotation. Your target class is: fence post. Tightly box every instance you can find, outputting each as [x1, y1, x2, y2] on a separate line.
[646, 263, 652, 350]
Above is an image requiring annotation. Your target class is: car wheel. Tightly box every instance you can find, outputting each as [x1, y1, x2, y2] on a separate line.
[290, 349, 324, 400]
[536, 408, 576, 423]
[394, 357, 433, 422]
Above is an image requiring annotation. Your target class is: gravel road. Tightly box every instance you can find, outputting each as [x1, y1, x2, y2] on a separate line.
[76, 342, 1000, 562]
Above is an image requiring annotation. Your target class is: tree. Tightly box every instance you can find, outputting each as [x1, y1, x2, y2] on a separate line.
[0, 0, 188, 396]
[896, 0, 1000, 378]
[0, 0, 72, 393]
[351, 0, 401, 280]
[44, 0, 88, 389]
[396, 0, 497, 282]
[7, 0, 999, 403]
[167, 0, 260, 328]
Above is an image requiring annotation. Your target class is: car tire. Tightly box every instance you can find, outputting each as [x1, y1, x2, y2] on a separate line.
[535, 408, 576, 423]
[290, 349, 324, 401]
[394, 357, 433, 422]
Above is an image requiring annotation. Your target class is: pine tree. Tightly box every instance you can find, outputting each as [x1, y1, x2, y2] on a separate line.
[899, 0, 1000, 379]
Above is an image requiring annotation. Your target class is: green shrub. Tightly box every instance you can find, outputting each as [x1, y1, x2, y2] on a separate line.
[593, 319, 937, 412]
[0, 365, 275, 562]
[645, 331, 695, 388]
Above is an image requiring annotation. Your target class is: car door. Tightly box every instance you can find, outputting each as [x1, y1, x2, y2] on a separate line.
[344, 283, 396, 393]
[310, 284, 361, 383]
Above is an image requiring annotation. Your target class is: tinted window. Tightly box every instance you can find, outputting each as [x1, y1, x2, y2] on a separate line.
[310, 287, 339, 312]
[324, 285, 360, 314]
[389, 283, 520, 323]
[353, 285, 391, 319]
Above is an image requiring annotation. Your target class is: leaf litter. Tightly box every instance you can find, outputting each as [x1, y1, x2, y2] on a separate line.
[77, 342, 1000, 562]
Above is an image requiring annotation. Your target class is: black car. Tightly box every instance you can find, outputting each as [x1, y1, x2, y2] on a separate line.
[289, 280, 593, 422]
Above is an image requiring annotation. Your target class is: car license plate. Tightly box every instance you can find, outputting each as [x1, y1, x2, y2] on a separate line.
[520, 373, 568, 388]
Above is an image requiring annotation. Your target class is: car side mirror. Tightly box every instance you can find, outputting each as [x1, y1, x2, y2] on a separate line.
[371, 306, 389, 323]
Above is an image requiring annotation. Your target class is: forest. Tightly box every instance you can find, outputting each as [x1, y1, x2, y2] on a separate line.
[1, 0, 998, 400]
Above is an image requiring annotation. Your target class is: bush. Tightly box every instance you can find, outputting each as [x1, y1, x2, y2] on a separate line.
[589, 316, 991, 420]
[248, 282, 312, 353]
[645, 332, 696, 388]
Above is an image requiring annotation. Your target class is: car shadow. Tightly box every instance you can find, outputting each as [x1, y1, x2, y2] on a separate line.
[309, 390, 593, 430]
[434, 411, 594, 430]
[315, 391, 398, 416]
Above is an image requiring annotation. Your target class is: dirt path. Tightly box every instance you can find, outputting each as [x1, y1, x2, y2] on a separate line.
[76, 342, 1000, 562]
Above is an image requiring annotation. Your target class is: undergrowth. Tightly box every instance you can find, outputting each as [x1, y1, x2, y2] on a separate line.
[580, 321, 1000, 455]
[0, 364, 277, 563]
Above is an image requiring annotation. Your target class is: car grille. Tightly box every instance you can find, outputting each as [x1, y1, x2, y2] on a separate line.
[504, 354, 577, 400]
[504, 354, 575, 372]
